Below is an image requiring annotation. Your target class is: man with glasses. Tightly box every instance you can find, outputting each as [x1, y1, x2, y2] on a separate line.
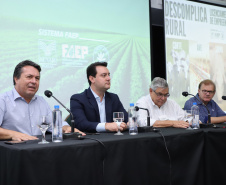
[136, 77, 189, 128]
[184, 79, 226, 124]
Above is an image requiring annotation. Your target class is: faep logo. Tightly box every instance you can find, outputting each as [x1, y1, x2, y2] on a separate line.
[62, 44, 88, 59]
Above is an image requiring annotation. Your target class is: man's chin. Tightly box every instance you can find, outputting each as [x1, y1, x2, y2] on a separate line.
[204, 99, 211, 102]
[27, 90, 37, 96]
[157, 102, 165, 107]
[105, 85, 110, 90]
[27, 87, 37, 91]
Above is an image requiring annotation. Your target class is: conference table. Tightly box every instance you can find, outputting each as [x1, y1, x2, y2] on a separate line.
[1, 125, 226, 185]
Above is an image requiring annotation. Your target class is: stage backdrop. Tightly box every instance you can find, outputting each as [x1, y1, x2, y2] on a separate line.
[164, 0, 226, 110]
[0, 0, 151, 118]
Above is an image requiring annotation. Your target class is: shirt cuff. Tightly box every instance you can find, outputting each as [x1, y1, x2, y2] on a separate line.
[62, 121, 69, 126]
[96, 122, 106, 132]
[150, 119, 156, 126]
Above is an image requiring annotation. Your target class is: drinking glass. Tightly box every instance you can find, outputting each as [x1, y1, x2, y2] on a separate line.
[113, 112, 124, 135]
[184, 110, 193, 130]
[37, 116, 51, 144]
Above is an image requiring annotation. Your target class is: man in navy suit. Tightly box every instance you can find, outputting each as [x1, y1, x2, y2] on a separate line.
[70, 62, 128, 133]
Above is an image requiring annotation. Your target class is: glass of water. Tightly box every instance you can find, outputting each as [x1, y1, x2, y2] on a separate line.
[113, 112, 124, 135]
[37, 116, 51, 144]
[184, 110, 193, 130]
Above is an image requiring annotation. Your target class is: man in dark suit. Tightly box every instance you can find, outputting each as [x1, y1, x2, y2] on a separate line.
[70, 62, 128, 133]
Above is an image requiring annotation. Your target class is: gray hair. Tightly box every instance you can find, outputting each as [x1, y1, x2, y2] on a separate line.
[149, 77, 168, 91]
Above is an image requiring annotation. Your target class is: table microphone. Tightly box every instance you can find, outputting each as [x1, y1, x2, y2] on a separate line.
[134, 106, 156, 132]
[134, 106, 150, 126]
[182, 91, 214, 128]
[222, 96, 226, 100]
[44, 90, 83, 139]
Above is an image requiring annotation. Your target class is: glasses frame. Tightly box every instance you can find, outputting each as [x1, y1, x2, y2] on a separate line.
[201, 90, 215, 94]
[154, 90, 170, 98]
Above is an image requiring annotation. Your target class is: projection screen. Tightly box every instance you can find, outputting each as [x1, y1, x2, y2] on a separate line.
[0, 0, 151, 118]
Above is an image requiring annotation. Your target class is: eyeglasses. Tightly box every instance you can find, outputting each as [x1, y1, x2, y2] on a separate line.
[154, 91, 170, 98]
[201, 90, 215, 94]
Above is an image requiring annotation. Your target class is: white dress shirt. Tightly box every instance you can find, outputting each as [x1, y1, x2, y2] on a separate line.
[90, 88, 106, 132]
[136, 94, 185, 126]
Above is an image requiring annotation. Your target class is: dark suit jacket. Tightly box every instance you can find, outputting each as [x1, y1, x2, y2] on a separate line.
[70, 88, 128, 132]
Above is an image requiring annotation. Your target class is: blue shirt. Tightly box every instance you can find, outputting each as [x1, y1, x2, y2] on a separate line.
[90, 88, 106, 132]
[0, 88, 54, 136]
[184, 93, 226, 123]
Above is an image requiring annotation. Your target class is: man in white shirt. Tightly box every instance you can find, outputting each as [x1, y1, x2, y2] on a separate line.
[136, 77, 189, 128]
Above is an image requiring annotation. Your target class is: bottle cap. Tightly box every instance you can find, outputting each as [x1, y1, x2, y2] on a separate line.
[130, 103, 134, 107]
[193, 102, 197, 105]
[54, 105, 60, 109]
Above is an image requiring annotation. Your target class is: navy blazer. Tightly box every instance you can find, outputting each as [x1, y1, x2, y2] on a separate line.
[70, 88, 128, 132]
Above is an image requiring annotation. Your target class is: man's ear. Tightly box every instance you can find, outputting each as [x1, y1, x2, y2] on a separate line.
[14, 77, 18, 85]
[89, 75, 95, 84]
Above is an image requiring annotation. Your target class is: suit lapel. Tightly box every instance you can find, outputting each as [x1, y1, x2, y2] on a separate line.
[105, 92, 113, 122]
[87, 88, 100, 122]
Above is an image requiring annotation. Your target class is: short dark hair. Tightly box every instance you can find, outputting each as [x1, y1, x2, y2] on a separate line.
[198, 79, 216, 91]
[13, 60, 41, 85]
[86, 62, 108, 86]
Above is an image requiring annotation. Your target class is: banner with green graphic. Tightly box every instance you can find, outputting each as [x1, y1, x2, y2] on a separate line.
[0, 0, 151, 118]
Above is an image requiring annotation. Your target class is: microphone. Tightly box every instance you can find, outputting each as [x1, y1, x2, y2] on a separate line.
[222, 96, 226, 100]
[182, 91, 213, 128]
[134, 106, 156, 132]
[44, 90, 52, 98]
[182, 92, 189, 97]
[44, 90, 82, 139]
[134, 106, 150, 126]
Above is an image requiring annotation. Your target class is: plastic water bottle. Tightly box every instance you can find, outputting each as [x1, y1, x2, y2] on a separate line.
[128, 103, 138, 135]
[52, 105, 63, 142]
[191, 102, 199, 129]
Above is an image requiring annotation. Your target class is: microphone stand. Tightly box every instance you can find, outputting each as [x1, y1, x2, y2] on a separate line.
[51, 95, 74, 132]
[46, 92, 82, 139]
[135, 106, 154, 132]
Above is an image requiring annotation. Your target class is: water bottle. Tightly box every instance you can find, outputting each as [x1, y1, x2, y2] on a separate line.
[52, 105, 63, 142]
[128, 103, 138, 135]
[191, 102, 199, 129]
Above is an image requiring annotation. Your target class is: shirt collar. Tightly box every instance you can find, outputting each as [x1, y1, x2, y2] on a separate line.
[12, 88, 37, 102]
[149, 94, 155, 106]
[12, 88, 22, 101]
[90, 87, 105, 101]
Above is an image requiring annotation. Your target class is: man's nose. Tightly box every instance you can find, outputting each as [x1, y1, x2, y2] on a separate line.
[160, 96, 167, 100]
[30, 77, 37, 83]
